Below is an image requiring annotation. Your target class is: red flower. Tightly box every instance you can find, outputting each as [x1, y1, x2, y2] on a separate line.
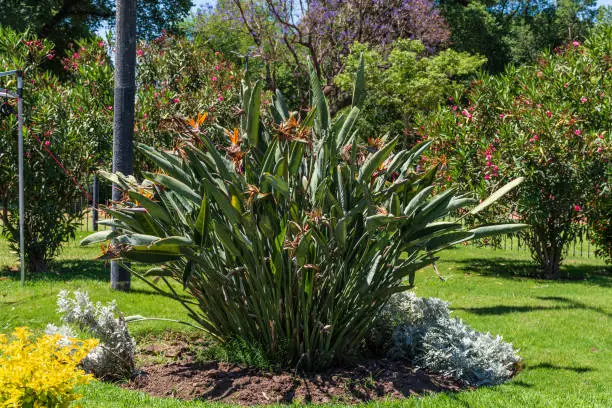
[573, 205, 581, 212]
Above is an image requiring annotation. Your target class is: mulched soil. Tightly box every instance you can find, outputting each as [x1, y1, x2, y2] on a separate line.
[122, 338, 465, 405]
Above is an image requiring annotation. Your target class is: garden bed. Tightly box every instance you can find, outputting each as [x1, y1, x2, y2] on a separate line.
[124, 338, 464, 405]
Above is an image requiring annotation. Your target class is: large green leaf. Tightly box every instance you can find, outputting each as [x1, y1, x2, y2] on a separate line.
[470, 177, 524, 215]
[358, 137, 398, 184]
[80, 229, 118, 246]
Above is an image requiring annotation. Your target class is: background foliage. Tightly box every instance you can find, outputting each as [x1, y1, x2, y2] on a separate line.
[419, 24, 612, 274]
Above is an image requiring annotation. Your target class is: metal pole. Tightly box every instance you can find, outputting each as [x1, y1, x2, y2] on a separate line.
[17, 71, 24, 286]
[92, 175, 99, 231]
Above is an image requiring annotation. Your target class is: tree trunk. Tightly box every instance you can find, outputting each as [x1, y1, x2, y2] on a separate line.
[111, 0, 137, 292]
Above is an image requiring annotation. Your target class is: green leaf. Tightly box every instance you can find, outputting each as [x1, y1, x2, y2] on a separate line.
[470, 177, 524, 215]
[144, 172, 200, 204]
[358, 137, 398, 184]
[469, 224, 528, 239]
[194, 193, 210, 246]
[246, 81, 261, 147]
[425, 231, 474, 252]
[352, 54, 366, 108]
[309, 59, 330, 131]
[80, 230, 118, 246]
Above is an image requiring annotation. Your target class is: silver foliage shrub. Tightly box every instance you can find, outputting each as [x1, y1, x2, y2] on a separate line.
[46, 290, 136, 380]
[375, 292, 520, 386]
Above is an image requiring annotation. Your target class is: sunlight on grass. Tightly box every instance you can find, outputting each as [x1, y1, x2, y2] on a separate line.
[1, 234, 610, 407]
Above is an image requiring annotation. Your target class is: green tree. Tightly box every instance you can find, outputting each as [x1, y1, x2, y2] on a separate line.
[439, 0, 598, 72]
[334, 39, 486, 142]
[0, 0, 193, 61]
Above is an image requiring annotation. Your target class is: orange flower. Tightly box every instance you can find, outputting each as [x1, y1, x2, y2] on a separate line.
[187, 112, 208, 132]
[226, 128, 240, 146]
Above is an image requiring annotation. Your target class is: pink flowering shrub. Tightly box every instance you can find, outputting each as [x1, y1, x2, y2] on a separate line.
[418, 24, 612, 276]
[0, 29, 97, 271]
[135, 32, 242, 152]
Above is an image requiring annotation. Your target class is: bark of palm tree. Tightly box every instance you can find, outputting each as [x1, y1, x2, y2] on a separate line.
[110, 0, 136, 291]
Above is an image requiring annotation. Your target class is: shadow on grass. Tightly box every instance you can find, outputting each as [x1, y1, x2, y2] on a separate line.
[527, 362, 593, 373]
[0, 259, 109, 282]
[456, 257, 611, 287]
[455, 295, 611, 318]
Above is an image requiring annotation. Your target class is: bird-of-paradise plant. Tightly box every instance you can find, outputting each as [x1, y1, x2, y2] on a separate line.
[83, 57, 526, 370]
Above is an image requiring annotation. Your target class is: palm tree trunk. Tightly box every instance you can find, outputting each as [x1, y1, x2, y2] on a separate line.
[111, 0, 137, 291]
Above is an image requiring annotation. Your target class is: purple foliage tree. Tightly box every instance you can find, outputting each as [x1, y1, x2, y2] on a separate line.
[221, 0, 450, 108]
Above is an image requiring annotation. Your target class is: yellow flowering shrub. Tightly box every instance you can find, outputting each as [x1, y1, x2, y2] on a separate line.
[0, 327, 98, 408]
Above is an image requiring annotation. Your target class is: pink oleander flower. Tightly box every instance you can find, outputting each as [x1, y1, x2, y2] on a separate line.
[546, 110, 552, 118]
[452, 105, 457, 111]
[137, 49, 144, 57]
[172, 98, 179, 103]
[44, 140, 50, 147]
[597, 147, 603, 153]
[218, 96, 224, 101]
[580, 97, 587, 103]
[572, 41, 580, 47]
[98, 41, 105, 47]
[107, 106, 112, 110]
[499, 114, 505, 119]
[564, 83, 569, 88]
[484, 174, 490, 180]
[211, 76, 217, 82]
[215, 65, 220, 70]
[573, 205, 581, 212]
[533, 135, 539, 141]
[574, 129, 581, 136]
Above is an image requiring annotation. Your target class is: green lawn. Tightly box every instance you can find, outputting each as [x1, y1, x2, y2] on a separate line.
[1, 232, 610, 407]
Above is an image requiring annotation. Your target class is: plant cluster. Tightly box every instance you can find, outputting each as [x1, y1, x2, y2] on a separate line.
[0, 28, 97, 272]
[419, 24, 612, 275]
[46, 290, 136, 380]
[334, 39, 486, 140]
[383, 293, 520, 386]
[84, 60, 524, 370]
[0, 28, 245, 272]
[0, 327, 97, 407]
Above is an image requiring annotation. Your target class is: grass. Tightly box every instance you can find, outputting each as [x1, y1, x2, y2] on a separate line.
[1, 232, 611, 407]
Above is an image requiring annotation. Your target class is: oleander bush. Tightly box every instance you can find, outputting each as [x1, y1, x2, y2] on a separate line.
[0, 327, 97, 407]
[46, 290, 136, 380]
[0, 27, 96, 272]
[83, 59, 525, 370]
[419, 23, 612, 275]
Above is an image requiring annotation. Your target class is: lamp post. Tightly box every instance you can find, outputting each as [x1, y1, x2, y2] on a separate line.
[0, 69, 25, 286]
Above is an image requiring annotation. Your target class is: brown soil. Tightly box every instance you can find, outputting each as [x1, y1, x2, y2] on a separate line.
[123, 338, 464, 405]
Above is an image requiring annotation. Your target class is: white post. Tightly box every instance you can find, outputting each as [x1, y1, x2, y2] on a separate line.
[17, 71, 24, 286]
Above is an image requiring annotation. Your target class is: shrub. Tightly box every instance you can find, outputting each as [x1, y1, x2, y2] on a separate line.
[46, 290, 136, 380]
[335, 39, 486, 140]
[0, 28, 96, 272]
[84, 59, 524, 370]
[383, 293, 520, 386]
[419, 24, 612, 277]
[0, 327, 97, 407]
